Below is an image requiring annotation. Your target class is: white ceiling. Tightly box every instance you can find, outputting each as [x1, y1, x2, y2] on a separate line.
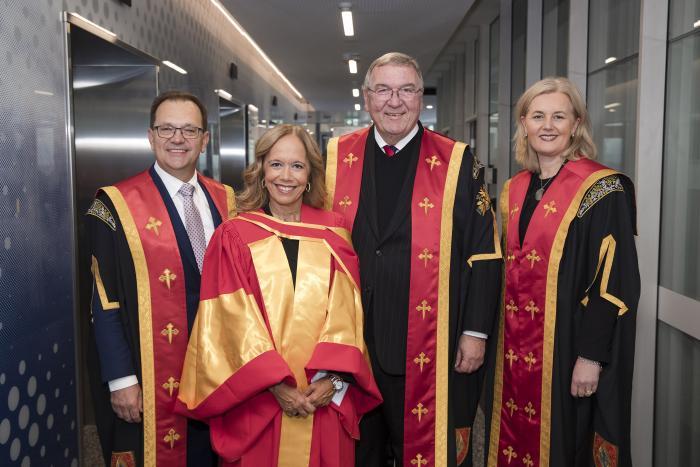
[221, 0, 476, 117]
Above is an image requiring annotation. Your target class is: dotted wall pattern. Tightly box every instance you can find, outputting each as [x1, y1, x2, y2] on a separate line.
[0, 1, 306, 465]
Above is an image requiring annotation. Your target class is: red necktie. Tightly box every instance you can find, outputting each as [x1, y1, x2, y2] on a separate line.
[383, 145, 398, 157]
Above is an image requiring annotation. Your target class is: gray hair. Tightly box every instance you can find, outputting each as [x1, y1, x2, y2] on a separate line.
[362, 52, 424, 89]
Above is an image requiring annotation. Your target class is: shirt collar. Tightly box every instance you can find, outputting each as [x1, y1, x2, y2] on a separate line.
[373, 124, 420, 152]
[153, 162, 200, 199]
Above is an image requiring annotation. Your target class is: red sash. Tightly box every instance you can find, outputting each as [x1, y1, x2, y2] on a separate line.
[489, 159, 616, 467]
[326, 128, 467, 466]
[103, 170, 233, 466]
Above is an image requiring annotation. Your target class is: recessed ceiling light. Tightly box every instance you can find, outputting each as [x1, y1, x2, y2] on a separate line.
[352, 88, 360, 97]
[341, 9, 354, 37]
[348, 59, 358, 74]
[426, 105, 434, 109]
[604, 56, 617, 64]
[214, 89, 233, 100]
[162, 60, 187, 75]
[354, 103, 361, 111]
[694, 19, 700, 28]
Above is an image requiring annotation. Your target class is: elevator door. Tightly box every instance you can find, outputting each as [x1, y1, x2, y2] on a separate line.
[218, 97, 246, 190]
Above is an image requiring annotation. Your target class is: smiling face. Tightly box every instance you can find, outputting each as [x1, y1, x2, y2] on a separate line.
[147, 99, 209, 181]
[363, 64, 423, 145]
[263, 134, 310, 214]
[521, 92, 580, 161]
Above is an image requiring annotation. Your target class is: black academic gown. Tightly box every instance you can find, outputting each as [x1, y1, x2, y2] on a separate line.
[86, 167, 222, 467]
[483, 172, 640, 467]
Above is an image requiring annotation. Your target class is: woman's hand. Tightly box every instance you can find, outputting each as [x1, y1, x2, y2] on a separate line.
[570, 357, 602, 398]
[304, 378, 336, 408]
[270, 383, 316, 417]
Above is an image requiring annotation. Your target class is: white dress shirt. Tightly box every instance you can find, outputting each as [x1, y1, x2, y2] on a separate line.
[109, 164, 216, 392]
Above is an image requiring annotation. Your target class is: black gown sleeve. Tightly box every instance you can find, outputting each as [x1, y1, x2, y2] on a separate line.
[458, 149, 503, 336]
[87, 192, 138, 383]
[575, 175, 640, 364]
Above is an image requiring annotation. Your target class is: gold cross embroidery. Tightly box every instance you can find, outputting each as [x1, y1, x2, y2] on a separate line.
[411, 403, 428, 422]
[506, 398, 519, 417]
[414, 352, 430, 372]
[523, 453, 534, 467]
[418, 197, 434, 215]
[418, 248, 433, 267]
[343, 153, 358, 167]
[411, 453, 428, 466]
[146, 216, 163, 236]
[425, 155, 441, 171]
[161, 323, 179, 344]
[506, 349, 519, 368]
[506, 252, 515, 264]
[506, 299, 519, 315]
[524, 401, 536, 420]
[524, 352, 537, 371]
[338, 195, 352, 210]
[525, 300, 540, 320]
[510, 204, 520, 218]
[416, 300, 432, 319]
[159, 269, 176, 290]
[164, 428, 180, 449]
[162, 377, 179, 397]
[503, 446, 518, 464]
[543, 200, 557, 217]
[526, 249, 541, 268]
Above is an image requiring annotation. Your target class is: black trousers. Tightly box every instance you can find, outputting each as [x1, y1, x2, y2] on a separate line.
[356, 360, 406, 467]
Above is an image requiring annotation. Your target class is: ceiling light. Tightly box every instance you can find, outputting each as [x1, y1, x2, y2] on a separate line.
[348, 59, 358, 74]
[604, 102, 621, 109]
[248, 104, 259, 113]
[215, 89, 233, 100]
[210, 0, 304, 101]
[34, 90, 54, 96]
[694, 19, 700, 28]
[341, 9, 354, 37]
[604, 56, 617, 64]
[426, 105, 434, 109]
[354, 103, 361, 111]
[69, 13, 117, 37]
[352, 88, 360, 97]
[162, 60, 187, 75]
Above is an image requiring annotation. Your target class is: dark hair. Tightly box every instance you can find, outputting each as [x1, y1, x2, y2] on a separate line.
[236, 124, 327, 212]
[149, 90, 208, 129]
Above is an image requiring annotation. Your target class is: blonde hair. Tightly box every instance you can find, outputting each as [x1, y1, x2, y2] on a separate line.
[363, 52, 424, 89]
[235, 125, 327, 212]
[513, 77, 597, 172]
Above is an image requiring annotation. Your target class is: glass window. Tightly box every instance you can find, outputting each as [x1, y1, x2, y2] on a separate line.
[654, 322, 700, 466]
[587, 0, 641, 73]
[659, 29, 700, 300]
[542, 0, 569, 77]
[586, 59, 638, 173]
[668, 0, 700, 40]
[511, 0, 528, 175]
[586, 0, 640, 176]
[489, 17, 500, 165]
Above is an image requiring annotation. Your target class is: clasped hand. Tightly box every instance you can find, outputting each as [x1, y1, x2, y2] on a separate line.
[270, 379, 335, 417]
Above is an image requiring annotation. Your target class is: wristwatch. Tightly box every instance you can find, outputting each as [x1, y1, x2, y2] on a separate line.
[327, 374, 344, 392]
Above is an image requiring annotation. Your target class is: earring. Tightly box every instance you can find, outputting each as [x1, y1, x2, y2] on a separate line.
[261, 179, 266, 188]
[306, 182, 311, 193]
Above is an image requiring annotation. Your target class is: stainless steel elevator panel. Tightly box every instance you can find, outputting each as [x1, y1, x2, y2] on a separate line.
[218, 97, 246, 190]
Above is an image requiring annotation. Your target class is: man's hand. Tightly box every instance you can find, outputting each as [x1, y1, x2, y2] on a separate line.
[570, 357, 601, 397]
[454, 334, 486, 374]
[111, 384, 143, 423]
[304, 379, 336, 408]
[270, 383, 316, 417]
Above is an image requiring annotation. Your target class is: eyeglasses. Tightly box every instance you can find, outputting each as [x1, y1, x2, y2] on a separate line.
[367, 86, 423, 101]
[152, 125, 205, 139]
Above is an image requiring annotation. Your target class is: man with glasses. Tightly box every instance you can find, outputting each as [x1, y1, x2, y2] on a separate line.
[86, 91, 235, 466]
[325, 52, 502, 466]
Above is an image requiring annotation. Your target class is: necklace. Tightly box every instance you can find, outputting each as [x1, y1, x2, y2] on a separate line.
[534, 159, 566, 201]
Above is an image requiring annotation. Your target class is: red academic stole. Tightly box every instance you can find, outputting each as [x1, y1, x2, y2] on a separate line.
[488, 159, 616, 467]
[102, 170, 233, 466]
[326, 128, 467, 466]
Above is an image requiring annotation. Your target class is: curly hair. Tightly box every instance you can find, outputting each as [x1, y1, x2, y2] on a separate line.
[235, 124, 327, 212]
